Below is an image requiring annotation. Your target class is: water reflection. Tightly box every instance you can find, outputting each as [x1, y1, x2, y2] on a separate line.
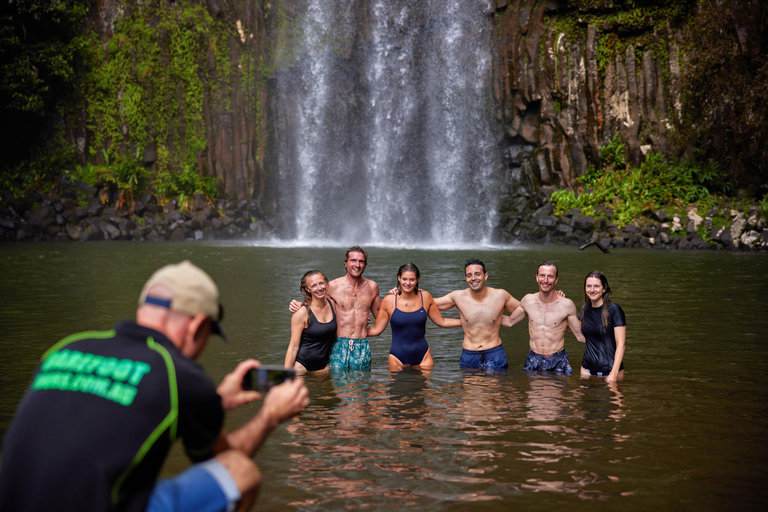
[2, 244, 767, 510]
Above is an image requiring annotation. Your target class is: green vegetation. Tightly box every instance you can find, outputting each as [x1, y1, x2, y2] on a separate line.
[0, 0, 265, 211]
[0, 0, 92, 192]
[550, 133, 730, 227]
[85, 2, 220, 198]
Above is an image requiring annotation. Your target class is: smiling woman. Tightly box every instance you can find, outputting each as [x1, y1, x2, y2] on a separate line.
[367, 263, 461, 371]
[578, 271, 626, 383]
[284, 270, 337, 372]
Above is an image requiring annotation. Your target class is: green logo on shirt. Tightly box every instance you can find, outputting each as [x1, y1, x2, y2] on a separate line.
[32, 349, 151, 406]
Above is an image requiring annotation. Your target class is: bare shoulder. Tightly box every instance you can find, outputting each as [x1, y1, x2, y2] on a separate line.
[449, 288, 469, 302]
[291, 305, 309, 322]
[364, 277, 379, 292]
[489, 286, 514, 301]
[328, 277, 345, 291]
[560, 296, 578, 312]
[519, 293, 536, 307]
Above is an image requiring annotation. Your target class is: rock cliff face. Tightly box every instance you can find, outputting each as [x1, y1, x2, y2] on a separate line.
[489, 0, 689, 239]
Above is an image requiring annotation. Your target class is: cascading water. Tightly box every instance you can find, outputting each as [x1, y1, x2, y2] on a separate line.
[273, 0, 500, 247]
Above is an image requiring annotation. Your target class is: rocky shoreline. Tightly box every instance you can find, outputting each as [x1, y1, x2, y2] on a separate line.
[2, 181, 766, 250]
[0, 181, 272, 242]
[499, 188, 768, 251]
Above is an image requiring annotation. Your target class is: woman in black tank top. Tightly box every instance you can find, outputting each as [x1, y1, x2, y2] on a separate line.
[285, 270, 337, 372]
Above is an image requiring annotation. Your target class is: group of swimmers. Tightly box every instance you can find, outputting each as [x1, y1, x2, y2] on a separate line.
[283, 246, 626, 383]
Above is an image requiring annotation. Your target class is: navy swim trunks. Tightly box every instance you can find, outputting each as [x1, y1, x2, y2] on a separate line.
[523, 348, 573, 374]
[459, 345, 508, 370]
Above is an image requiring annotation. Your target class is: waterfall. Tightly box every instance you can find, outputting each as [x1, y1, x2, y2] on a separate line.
[273, 0, 500, 247]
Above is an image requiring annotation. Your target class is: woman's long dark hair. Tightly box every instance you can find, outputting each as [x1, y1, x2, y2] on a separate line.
[396, 263, 420, 296]
[579, 270, 612, 329]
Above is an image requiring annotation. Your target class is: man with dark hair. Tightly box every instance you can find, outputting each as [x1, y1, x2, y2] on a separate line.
[502, 260, 585, 374]
[290, 246, 381, 370]
[0, 260, 309, 512]
[430, 259, 520, 369]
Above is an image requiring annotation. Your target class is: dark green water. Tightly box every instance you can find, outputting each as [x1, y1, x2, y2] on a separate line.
[1, 242, 766, 511]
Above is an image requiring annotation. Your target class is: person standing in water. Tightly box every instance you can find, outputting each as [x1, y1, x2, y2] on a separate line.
[290, 246, 380, 371]
[502, 261, 586, 374]
[579, 271, 626, 383]
[430, 259, 521, 370]
[285, 270, 337, 372]
[367, 263, 461, 370]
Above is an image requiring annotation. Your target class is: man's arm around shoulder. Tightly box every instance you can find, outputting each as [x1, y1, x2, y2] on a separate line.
[564, 299, 586, 343]
[434, 290, 458, 311]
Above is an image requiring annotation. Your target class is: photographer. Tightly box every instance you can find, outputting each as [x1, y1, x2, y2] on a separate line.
[0, 260, 309, 512]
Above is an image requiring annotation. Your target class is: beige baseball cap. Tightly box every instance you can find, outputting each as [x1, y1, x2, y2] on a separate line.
[138, 260, 226, 339]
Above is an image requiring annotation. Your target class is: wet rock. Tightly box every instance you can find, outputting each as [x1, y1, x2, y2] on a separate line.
[642, 222, 658, 238]
[687, 208, 703, 230]
[740, 230, 761, 249]
[573, 216, 595, 232]
[536, 216, 558, 229]
[86, 197, 103, 217]
[169, 227, 187, 241]
[670, 214, 684, 233]
[532, 203, 554, 218]
[147, 229, 165, 241]
[722, 214, 747, 248]
[555, 223, 573, 237]
[101, 221, 120, 240]
[654, 209, 670, 222]
[66, 225, 83, 240]
[28, 206, 55, 229]
[81, 225, 103, 241]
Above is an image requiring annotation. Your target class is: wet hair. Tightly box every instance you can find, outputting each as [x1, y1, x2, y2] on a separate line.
[299, 270, 327, 328]
[537, 260, 558, 277]
[344, 246, 368, 265]
[579, 270, 613, 329]
[464, 259, 486, 274]
[396, 263, 420, 295]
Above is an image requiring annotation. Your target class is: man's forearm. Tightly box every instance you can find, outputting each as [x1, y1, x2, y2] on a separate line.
[226, 409, 278, 458]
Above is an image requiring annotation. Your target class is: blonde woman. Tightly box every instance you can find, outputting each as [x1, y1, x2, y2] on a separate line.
[285, 270, 337, 372]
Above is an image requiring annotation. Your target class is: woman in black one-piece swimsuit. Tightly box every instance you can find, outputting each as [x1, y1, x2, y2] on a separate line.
[284, 270, 337, 372]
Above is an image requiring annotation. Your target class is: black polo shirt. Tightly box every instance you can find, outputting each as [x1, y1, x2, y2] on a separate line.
[0, 321, 224, 512]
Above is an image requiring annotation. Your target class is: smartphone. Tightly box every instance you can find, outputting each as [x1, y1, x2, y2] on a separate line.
[242, 365, 296, 392]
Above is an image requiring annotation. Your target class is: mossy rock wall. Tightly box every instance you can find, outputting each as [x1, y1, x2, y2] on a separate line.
[78, 0, 271, 202]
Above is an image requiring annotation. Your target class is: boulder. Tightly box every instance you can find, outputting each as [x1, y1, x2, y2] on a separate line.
[28, 206, 55, 228]
[740, 230, 761, 249]
[573, 216, 596, 232]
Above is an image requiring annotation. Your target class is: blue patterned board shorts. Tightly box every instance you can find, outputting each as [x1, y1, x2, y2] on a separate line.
[459, 345, 509, 370]
[523, 348, 573, 375]
[329, 337, 371, 371]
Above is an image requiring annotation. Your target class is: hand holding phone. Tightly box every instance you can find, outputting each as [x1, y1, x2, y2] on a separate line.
[242, 365, 297, 393]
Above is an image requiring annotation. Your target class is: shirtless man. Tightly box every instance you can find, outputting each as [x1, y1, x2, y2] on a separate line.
[290, 246, 380, 370]
[502, 261, 585, 374]
[433, 259, 521, 370]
